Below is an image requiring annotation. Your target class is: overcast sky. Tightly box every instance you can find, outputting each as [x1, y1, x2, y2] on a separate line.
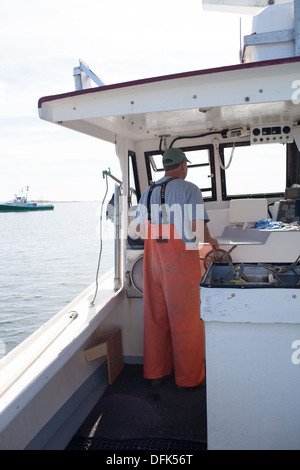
[0, 0, 252, 202]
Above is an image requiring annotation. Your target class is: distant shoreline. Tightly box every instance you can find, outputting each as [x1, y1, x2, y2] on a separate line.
[49, 200, 100, 203]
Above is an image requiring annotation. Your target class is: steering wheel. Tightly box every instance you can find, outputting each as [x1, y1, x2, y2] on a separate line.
[204, 245, 237, 269]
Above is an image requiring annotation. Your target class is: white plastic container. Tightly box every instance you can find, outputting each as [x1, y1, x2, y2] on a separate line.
[243, 2, 295, 62]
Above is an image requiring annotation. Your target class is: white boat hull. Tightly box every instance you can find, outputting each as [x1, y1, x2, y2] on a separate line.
[0, 271, 131, 450]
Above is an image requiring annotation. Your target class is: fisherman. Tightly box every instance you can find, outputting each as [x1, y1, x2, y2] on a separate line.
[134, 148, 218, 390]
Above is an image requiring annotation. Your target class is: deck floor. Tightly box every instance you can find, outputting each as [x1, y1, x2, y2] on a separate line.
[66, 364, 207, 450]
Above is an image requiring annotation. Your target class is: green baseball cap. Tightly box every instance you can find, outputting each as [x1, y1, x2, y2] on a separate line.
[162, 148, 191, 167]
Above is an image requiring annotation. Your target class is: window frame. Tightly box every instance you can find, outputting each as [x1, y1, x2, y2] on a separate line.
[144, 144, 216, 202]
[219, 141, 286, 201]
[128, 151, 141, 206]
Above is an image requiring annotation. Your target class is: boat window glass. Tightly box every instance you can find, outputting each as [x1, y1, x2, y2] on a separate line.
[145, 146, 216, 201]
[220, 142, 286, 199]
[128, 152, 141, 206]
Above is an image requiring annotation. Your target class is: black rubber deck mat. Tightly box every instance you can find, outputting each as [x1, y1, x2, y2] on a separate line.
[67, 436, 207, 450]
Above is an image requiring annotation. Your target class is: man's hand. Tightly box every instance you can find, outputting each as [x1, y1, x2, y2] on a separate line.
[204, 223, 219, 249]
[208, 234, 219, 250]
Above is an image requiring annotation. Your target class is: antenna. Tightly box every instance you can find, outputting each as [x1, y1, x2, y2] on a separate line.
[73, 60, 104, 91]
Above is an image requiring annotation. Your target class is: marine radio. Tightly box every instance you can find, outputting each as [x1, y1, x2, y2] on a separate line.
[251, 123, 293, 144]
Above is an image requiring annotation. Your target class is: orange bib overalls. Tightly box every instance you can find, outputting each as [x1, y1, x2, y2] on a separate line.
[143, 178, 205, 387]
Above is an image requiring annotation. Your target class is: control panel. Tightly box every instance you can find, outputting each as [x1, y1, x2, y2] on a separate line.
[251, 124, 293, 144]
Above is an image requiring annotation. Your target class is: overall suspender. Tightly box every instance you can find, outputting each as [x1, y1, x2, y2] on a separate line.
[146, 177, 177, 242]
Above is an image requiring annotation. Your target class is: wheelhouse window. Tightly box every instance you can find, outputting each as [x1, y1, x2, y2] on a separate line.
[220, 142, 286, 199]
[128, 152, 140, 206]
[145, 146, 216, 201]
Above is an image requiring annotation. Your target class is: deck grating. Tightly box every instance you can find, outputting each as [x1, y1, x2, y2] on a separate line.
[66, 364, 207, 451]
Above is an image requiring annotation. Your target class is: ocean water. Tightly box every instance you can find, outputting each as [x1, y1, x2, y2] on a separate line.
[0, 201, 114, 357]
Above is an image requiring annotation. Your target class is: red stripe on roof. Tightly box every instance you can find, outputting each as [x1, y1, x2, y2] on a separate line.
[38, 56, 300, 109]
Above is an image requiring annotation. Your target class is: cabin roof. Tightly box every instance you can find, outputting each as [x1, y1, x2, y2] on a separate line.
[38, 57, 300, 145]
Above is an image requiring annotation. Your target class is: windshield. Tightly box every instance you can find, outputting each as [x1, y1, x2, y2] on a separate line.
[145, 146, 216, 201]
[220, 142, 286, 198]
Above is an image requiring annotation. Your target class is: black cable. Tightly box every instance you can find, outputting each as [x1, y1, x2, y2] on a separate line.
[159, 130, 227, 155]
[169, 131, 226, 148]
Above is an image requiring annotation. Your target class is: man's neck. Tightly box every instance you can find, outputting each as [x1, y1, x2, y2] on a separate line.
[165, 172, 183, 179]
